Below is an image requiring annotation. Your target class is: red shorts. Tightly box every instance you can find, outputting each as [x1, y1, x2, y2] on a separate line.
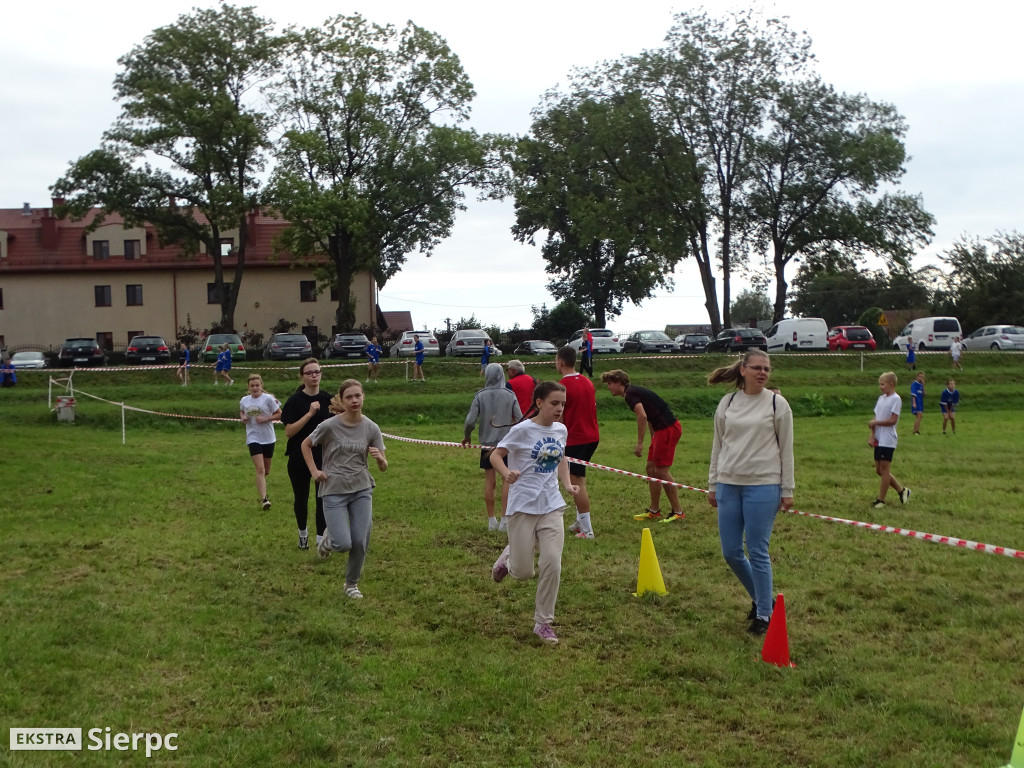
[647, 419, 682, 467]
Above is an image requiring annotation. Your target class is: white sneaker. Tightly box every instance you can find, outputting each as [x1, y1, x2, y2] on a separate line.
[317, 534, 332, 559]
[498, 516, 508, 532]
[488, 517, 499, 531]
[568, 519, 582, 534]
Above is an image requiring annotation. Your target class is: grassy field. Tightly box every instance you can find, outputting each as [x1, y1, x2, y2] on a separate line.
[2, 352, 1023, 767]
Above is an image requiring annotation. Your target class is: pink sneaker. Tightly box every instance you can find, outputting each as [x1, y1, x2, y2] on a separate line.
[492, 545, 510, 582]
[533, 623, 558, 645]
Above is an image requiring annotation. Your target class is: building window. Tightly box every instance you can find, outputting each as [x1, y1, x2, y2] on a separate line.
[95, 285, 112, 307]
[127, 331, 143, 342]
[207, 282, 232, 304]
[330, 286, 338, 302]
[93, 240, 110, 260]
[97, 332, 113, 351]
[220, 238, 234, 257]
[126, 285, 143, 306]
[0, 287, 3, 309]
[124, 239, 141, 260]
[300, 281, 318, 302]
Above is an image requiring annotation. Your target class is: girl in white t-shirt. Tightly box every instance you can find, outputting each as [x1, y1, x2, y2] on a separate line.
[868, 371, 910, 509]
[239, 373, 282, 511]
[489, 381, 579, 645]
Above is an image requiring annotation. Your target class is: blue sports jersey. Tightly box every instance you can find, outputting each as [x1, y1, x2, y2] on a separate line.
[910, 380, 924, 411]
[940, 387, 960, 412]
[366, 343, 381, 363]
[415, 341, 425, 364]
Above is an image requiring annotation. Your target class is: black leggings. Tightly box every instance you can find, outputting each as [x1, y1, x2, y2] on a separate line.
[287, 454, 326, 536]
[580, 351, 593, 378]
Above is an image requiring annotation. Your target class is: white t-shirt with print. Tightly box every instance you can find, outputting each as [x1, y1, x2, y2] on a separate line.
[239, 392, 281, 445]
[497, 419, 568, 516]
[873, 392, 902, 449]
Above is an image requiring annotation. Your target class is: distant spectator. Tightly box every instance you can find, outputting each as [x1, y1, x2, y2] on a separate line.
[1, 355, 16, 388]
[366, 337, 383, 383]
[215, 343, 233, 386]
[910, 371, 925, 435]
[176, 342, 190, 387]
[950, 337, 964, 370]
[506, 359, 537, 417]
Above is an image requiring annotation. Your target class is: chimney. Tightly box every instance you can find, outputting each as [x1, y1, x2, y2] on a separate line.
[21, 203, 31, 216]
[52, 196, 66, 209]
[40, 210, 59, 250]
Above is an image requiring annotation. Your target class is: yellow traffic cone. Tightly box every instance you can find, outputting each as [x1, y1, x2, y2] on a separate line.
[633, 527, 667, 597]
[1001, 704, 1024, 767]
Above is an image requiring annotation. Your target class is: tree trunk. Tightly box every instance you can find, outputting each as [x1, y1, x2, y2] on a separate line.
[691, 227, 722, 335]
[772, 245, 789, 324]
[331, 230, 357, 331]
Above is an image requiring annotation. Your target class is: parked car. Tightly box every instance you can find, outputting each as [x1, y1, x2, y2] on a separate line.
[765, 317, 829, 352]
[197, 333, 246, 362]
[323, 332, 370, 359]
[9, 351, 47, 369]
[892, 317, 962, 351]
[961, 325, 1024, 351]
[58, 338, 106, 367]
[265, 333, 312, 361]
[675, 333, 711, 353]
[622, 331, 680, 354]
[512, 339, 558, 356]
[391, 331, 441, 358]
[445, 329, 494, 358]
[125, 336, 172, 365]
[704, 328, 768, 353]
[827, 326, 877, 352]
[567, 328, 622, 354]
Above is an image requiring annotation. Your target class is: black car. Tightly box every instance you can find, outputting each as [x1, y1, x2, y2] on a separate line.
[126, 336, 171, 365]
[265, 333, 313, 361]
[676, 333, 711, 353]
[512, 339, 558, 356]
[704, 328, 768, 353]
[323, 333, 370, 359]
[58, 338, 106, 367]
[622, 331, 679, 354]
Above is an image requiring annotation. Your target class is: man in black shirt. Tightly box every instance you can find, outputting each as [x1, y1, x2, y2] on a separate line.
[601, 369, 685, 523]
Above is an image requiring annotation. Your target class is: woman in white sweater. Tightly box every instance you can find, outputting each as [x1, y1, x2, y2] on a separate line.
[707, 350, 795, 635]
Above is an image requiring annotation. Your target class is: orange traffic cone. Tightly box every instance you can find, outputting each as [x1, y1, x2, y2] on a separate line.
[633, 528, 667, 597]
[761, 593, 796, 667]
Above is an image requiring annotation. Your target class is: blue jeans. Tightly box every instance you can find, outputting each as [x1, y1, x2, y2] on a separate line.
[716, 483, 780, 620]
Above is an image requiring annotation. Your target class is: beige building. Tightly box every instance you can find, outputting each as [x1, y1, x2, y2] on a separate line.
[0, 201, 378, 350]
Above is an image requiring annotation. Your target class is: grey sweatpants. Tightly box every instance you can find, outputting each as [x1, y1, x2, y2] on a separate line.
[322, 487, 373, 586]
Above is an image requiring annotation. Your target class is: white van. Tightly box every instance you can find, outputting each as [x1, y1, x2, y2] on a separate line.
[765, 317, 828, 352]
[892, 317, 962, 351]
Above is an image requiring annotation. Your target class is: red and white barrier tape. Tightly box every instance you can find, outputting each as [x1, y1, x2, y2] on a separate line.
[382, 432, 1024, 560]
[44, 385, 1024, 561]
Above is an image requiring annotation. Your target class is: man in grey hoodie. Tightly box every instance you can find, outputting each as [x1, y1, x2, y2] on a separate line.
[463, 363, 524, 531]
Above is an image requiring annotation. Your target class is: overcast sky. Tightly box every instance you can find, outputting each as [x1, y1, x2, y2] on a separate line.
[4, 0, 1022, 334]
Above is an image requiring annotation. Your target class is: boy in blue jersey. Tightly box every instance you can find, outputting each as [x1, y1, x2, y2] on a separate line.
[365, 337, 382, 383]
[940, 379, 960, 434]
[480, 339, 495, 376]
[412, 334, 426, 383]
[910, 371, 925, 434]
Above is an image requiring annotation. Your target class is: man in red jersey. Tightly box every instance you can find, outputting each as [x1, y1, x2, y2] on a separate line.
[555, 346, 600, 538]
[505, 359, 537, 417]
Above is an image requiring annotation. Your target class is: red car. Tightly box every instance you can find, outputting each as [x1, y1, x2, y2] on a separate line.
[827, 326, 877, 351]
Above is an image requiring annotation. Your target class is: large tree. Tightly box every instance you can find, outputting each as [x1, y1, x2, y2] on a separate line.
[511, 89, 695, 328]
[52, 4, 281, 331]
[939, 232, 1024, 329]
[746, 77, 934, 322]
[633, 9, 813, 333]
[267, 15, 499, 330]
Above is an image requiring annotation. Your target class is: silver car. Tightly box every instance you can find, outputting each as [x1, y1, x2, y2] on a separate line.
[445, 329, 494, 358]
[265, 333, 312, 360]
[961, 325, 1024, 351]
[391, 331, 441, 358]
[10, 351, 47, 369]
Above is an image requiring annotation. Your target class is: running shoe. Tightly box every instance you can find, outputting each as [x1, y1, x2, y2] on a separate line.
[660, 511, 685, 523]
[533, 623, 559, 645]
[633, 509, 662, 521]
